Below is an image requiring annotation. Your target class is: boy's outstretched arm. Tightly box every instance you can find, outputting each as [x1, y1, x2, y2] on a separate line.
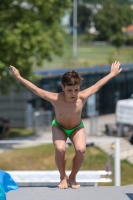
[81, 61, 122, 101]
[9, 65, 57, 102]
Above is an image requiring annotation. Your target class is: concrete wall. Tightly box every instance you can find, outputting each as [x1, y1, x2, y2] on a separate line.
[0, 86, 34, 128]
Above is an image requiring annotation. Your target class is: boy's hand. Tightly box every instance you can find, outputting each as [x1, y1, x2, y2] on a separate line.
[9, 65, 21, 78]
[110, 61, 122, 76]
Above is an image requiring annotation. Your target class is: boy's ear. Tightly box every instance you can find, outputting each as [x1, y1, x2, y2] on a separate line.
[62, 85, 65, 91]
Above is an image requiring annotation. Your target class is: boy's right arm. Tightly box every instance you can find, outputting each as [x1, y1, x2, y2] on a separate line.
[9, 65, 57, 102]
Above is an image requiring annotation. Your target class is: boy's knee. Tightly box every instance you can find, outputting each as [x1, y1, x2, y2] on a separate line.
[55, 146, 66, 156]
[76, 146, 86, 156]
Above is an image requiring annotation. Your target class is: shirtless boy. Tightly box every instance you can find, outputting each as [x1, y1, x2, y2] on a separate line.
[9, 61, 122, 189]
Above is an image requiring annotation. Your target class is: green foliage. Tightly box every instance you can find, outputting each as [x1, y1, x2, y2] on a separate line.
[83, 0, 131, 5]
[0, 0, 71, 93]
[110, 33, 124, 48]
[70, 3, 92, 33]
[9, 128, 35, 138]
[94, 0, 133, 47]
[77, 4, 92, 33]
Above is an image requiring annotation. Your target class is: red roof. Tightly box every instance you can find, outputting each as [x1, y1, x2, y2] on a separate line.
[125, 24, 133, 33]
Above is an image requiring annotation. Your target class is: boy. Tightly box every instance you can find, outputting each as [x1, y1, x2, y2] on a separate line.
[9, 61, 122, 189]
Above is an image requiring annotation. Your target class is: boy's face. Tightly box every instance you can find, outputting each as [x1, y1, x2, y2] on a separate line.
[62, 84, 80, 100]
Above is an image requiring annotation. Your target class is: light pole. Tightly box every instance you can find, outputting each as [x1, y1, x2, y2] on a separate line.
[73, 0, 78, 58]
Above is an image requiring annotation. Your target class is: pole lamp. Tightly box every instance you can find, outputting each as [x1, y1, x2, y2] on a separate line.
[73, 0, 78, 58]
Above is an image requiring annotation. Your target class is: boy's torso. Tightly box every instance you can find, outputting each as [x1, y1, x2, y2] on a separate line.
[52, 92, 85, 129]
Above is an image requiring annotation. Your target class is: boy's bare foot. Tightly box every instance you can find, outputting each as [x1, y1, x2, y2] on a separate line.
[58, 176, 68, 189]
[69, 177, 80, 189]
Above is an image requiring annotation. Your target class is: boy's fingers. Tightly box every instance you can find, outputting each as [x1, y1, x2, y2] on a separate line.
[9, 65, 16, 71]
[119, 68, 122, 73]
[117, 65, 120, 69]
[9, 65, 15, 68]
[115, 62, 120, 69]
[9, 65, 13, 70]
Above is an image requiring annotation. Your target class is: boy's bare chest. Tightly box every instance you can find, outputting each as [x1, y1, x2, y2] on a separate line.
[55, 99, 83, 114]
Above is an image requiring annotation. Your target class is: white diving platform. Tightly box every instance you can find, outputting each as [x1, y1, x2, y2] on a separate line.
[7, 170, 112, 187]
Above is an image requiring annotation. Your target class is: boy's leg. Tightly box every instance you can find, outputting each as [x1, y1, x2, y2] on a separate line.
[52, 125, 68, 189]
[69, 127, 86, 189]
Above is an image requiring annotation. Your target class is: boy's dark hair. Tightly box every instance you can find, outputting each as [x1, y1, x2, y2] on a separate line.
[61, 70, 83, 86]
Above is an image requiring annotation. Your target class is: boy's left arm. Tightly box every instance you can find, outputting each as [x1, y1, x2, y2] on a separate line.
[80, 61, 122, 101]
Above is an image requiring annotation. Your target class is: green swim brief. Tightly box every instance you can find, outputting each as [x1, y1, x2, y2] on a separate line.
[52, 119, 84, 138]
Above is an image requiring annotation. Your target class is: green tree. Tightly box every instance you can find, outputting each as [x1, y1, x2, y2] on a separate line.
[94, 0, 133, 47]
[0, 0, 71, 93]
[83, 0, 131, 5]
[77, 4, 92, 33]
[70, 3, 92, 34]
